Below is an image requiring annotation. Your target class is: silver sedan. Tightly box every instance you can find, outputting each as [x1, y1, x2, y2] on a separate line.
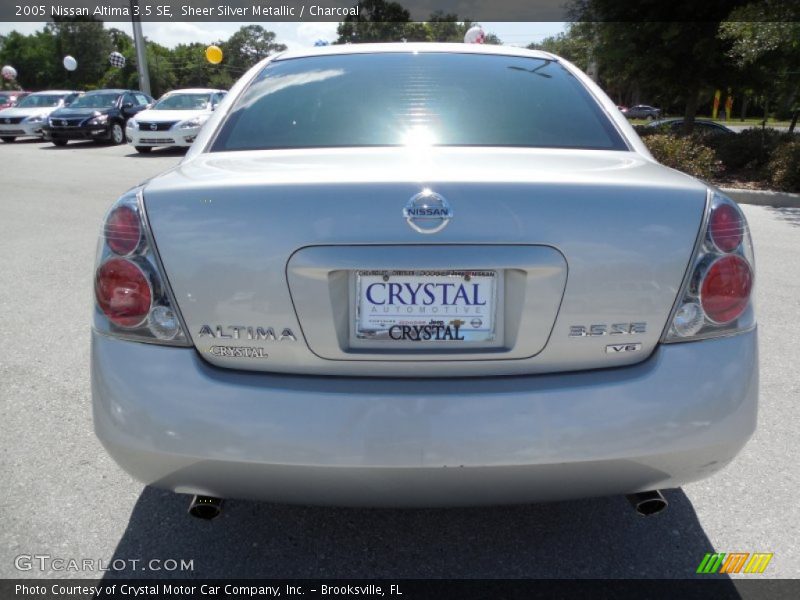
[91, 44, 757, 519]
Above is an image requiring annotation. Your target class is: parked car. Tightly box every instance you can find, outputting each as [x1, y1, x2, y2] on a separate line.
[647, 118, 734, 136]
[623, 104, 662, 120]
[44, 89, 153, 146]
[125, 88, 227, 153]
[0, 90, 82, 143]
[0, 90, 30, 110]
[92, 44, 757, 519]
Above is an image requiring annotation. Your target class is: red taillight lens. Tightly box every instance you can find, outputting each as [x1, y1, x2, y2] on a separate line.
[708, 203, 743, 253]
[95, 258, 152, 327]
[700, 255, 753, 324]
[105, 205, 141, 255]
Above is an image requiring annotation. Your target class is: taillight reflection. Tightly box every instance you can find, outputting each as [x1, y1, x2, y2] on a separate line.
[708, 203, 743, 253]
[95, 258, 152, 327]
[700, 255, 753, 324]
[105, 205, 142, 255]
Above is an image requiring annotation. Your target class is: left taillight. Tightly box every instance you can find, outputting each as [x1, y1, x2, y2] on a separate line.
[662, 190, 755, 343]
[93, 189, 190, 345]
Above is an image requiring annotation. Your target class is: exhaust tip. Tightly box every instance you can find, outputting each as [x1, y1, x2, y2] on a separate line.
[188, 495, 223, 520]
[626, 490, 668, 516]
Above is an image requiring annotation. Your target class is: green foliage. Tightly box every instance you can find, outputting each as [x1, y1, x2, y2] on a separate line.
[528, 22, 594, 70]
[336, 0, 411, 43]
[642, 134, 719, 180]
[711, 127, 790, 171]
[767, 140, 800, 192]
[719, 1, 800, 67]
[222, 25, 287, 73]
[46, 18, 112, 89]
[640, 127, 800, 192]
[0, 24, 285, 97]
[335, 0, 500, 44]
[0, 29, 58, 90]
[719, 2, 800, 123]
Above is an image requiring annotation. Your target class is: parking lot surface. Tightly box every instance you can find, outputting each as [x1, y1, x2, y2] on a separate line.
[1, 139, 798, 579]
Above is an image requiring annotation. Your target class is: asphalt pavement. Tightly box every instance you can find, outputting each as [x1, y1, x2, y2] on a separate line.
[1, 139, 798, 580]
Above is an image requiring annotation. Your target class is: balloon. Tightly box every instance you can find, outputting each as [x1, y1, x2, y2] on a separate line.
[464, 26, 485, 44]
[109, 51, 126, 68]
[1, 65, 17, 80]
[63, 55, 78, 71]
[205, 45, 223, 65]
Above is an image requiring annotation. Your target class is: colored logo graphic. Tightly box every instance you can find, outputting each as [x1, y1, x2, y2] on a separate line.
[696, 552, 773, 574]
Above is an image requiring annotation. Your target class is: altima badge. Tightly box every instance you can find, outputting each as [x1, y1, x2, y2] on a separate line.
[403, 189, 452, 234]
[198, 325, 297, 341]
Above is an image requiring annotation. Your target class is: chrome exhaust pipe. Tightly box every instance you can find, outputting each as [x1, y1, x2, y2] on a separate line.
[188, 495, 223, 520]
[626, 490, 668, 516]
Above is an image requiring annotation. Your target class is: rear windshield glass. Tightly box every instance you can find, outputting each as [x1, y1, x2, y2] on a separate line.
[154, 93, 212, 110]
[17, 94, 65, 108]
[212, 52, 626, 152]
[69, 92, 119, 109]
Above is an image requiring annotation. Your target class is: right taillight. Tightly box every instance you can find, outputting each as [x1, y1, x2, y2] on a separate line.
[662, 190, 755, 342]
[93, 188, 190, 345]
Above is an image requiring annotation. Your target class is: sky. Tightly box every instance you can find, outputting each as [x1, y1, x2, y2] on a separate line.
[0, 21, 565, 49]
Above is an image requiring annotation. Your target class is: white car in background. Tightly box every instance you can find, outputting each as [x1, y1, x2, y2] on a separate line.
[125, 88, 226, 153]
[0, 90, 82, 143]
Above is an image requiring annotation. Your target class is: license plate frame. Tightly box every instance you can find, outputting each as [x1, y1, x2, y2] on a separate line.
[352, 269, 500, 347]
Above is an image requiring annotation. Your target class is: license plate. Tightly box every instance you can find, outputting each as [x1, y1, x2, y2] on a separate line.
[355, 270, 497, 343]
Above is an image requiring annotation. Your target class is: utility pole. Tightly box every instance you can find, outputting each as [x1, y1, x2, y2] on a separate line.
[129, 0, 151, 96]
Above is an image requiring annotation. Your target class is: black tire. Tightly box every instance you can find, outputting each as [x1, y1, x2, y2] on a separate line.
[135, 146, 152, 153]
[52, 139, 68, 147]
[1, 136, 16, 143]
[646, 114, 656, 121]
[109, 122, 125, 145]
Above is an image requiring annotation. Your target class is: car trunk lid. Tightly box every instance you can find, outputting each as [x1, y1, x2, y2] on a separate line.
[143, 147, 707, 377]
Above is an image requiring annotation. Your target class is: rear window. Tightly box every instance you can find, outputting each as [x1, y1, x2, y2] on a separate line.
[211, 52, 627, 152]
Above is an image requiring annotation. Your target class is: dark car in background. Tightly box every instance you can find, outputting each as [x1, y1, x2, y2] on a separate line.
[0, 91, 30, 110]
[44, 89, 153, 146]
[646, 118, 734, 136]
[622, 104, 661, 120]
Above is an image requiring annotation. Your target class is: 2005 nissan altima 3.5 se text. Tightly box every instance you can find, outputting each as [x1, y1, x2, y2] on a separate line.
[90, 44, 757, 520]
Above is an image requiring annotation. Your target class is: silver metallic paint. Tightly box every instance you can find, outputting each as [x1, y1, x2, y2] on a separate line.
[92, 328, 757, 506]
[143, 148, 706, 376]
[92, 44, 758, 506]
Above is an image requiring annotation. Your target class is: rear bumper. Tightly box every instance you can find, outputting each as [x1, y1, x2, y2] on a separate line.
[91, 328, 758, 506]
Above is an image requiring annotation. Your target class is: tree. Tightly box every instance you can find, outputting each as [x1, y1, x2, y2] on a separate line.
[46, 18, 112, 89]
[719, 1, 800, 130]
[336, 0, 411, 43]
[568, 0, 749, 133]
[222, 25, 287, 73]
[0, 29, 58, 90]
[528, 22, 594, 70]
[335, 2, 502, 44]
[97, 28, 136, 90]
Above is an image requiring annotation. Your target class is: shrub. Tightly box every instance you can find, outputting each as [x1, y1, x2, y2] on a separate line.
[768, 140, 800, 193]
[642, 134, 719, 180]
[711, 127, 790, 172]
[633, 124, 659, 137]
